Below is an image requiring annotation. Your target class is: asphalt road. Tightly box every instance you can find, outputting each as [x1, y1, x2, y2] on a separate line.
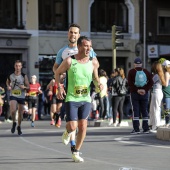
[0, 118, 170, 170]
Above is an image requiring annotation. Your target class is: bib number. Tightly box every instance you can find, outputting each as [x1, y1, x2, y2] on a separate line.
[56, 89, 58, 95]
[12, 89, 21, 96]
[74, 86, 88, 97]
[29, 92, 37, 97]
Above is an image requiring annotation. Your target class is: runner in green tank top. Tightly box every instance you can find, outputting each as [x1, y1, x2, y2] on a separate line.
[65, 56, 93, 103]
[55, 36, 102, 163]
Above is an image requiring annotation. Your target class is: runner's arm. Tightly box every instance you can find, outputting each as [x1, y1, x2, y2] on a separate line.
[23, 75, 30, 90]
[92, 58, 103, 91]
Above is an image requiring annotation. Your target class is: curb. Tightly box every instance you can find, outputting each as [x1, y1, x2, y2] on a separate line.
[157, 127, 170, 141]
[88, 119, 130, 127]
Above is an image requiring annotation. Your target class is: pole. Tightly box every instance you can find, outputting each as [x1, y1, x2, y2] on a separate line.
[113, 48, 116, 69]
[112, 25, 116, 70]
[143, 0, 146, 68]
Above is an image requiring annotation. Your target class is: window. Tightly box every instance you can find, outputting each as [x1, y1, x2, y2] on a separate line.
[39, 0, 72, 31]
[91, 0, 128, 32]
[158, 9, 170, 35]
[0, 0, 23, 29]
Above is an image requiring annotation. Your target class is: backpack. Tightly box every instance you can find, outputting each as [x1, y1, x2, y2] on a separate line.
[134, 69, 147, 87]
[116, 77, 127, 96]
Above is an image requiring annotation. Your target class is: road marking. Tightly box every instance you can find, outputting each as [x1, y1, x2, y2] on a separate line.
[114, 135, 170, 149]
[5, 126, 170, 149]
[20, 136, 144, 170]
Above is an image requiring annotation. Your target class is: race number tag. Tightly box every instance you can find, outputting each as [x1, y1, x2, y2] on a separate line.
[74, 85, 88, 97]
[29, 92, 37, 97]
[12, 89, 21, 96]
[56, 89, 58, 95]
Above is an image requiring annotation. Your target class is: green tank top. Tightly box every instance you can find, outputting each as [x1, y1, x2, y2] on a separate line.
[162, 85, 170, 98]
[65, 58, 93, 102]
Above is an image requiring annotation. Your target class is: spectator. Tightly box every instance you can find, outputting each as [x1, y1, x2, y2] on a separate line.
[107, 70, 117, 125]
[0, 86, 5, 123]
[43, 88, 51, 116]
[0, 84, 12, 123]
[98, 69, 108, 120]
[38, 89, 45, 120]
[110, 68, 128, 127]
[162, 60, 170, 127]
[149, 61, 166, 132]
[128, 57, 153, 134]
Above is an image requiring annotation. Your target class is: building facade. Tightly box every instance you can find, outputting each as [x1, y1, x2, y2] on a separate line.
[0, 0, 170, 88]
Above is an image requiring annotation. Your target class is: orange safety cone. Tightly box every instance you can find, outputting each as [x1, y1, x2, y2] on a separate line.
[35, 110, 39, 121]
[95, 110, 99, 120]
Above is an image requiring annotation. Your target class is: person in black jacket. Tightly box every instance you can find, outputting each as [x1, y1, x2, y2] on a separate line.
[110, 68, 128, 127]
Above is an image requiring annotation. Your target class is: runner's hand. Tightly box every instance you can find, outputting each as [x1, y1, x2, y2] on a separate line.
[57, 87, 66, 100]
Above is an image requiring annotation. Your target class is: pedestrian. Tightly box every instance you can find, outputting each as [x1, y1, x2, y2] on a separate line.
[98, 69, 108, 120]
[149, 61, 166, 132]
[26, 75, 42, 127]
[55, 36, 102, 162]
[107, 70, 117, 125]
[43, 87, 51, 116]
[162, 60, 170, 127]
[128, 57, 153, 134]
[2, 86, 12, 123]
[6, 60, 30, 135]
[0, 86, 5, 122]
[110, 68, 128, 127]
[53, 23, 97, 153]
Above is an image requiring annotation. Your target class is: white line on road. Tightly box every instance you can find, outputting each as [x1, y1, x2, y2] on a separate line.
[19, 134, 144, 170]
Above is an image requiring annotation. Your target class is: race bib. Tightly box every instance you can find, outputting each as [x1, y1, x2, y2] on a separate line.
[56, 89, 58, 95]
[74, 85, 88, 97]
[29, 92, 37, 97]
[12, 89, 21, 96]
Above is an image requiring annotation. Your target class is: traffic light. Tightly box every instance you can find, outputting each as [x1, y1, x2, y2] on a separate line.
[112, 25, 124, 49]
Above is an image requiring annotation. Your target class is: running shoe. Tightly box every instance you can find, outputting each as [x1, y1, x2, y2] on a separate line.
[17, 126, 22, 135]
[31, 121, 35, 127]
[72, 152, 84, 163]
[5, 119, 12, 123]
[55, 117, 61, 128]
[50, 119, 55, 125]
[11, 122, 17, 133]
[62, 130, 71, 145]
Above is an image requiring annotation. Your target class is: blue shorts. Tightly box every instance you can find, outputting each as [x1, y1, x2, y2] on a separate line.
[10, 96, 25, 105]
[65, 101, 91, 121]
